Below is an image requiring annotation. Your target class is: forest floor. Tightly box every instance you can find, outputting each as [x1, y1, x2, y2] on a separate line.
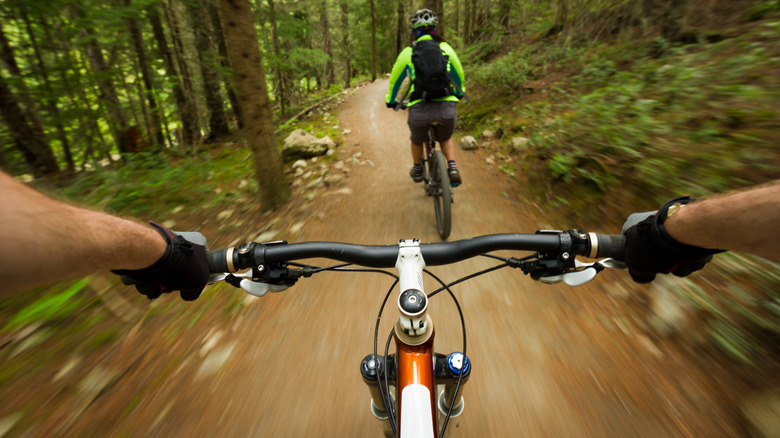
[0, 79, 773, 437]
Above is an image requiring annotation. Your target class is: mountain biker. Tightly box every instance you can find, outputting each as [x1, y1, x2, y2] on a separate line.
[386, 8, 466, 187]
[1, 169, 778, 295]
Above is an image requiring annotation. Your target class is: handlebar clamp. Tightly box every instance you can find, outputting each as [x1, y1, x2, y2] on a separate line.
[520, 229, 591, 279]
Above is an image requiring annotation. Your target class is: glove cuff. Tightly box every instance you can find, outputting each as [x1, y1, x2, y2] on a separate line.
[111, 222, 188, 277]
[650, 196, 693, 253]
[650, 196, 723, 256]
[145, 222, 193, 273]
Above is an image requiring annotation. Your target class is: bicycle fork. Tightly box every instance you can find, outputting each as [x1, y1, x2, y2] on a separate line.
[360, 240, 471, 437]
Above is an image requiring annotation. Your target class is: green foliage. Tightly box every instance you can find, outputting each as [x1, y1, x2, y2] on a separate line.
[748, 0, 780, 21]
[452, 10, 780, 368]
[56, 146, 257, 218]
[3, 277, 91, 332]
[470, 50, 533, 96]
[514, 30, 780, 201]
[286, 48, 330, 80]
[498, 163, 516, 176]
[467, 38, 591, 104]
[460, 40, 503, 65]
[578, 58, 618, 88]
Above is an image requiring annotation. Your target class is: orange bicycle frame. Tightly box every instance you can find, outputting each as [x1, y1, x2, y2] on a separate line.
[395, 329, 437, 436]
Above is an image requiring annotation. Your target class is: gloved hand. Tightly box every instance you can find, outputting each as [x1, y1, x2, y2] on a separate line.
[623, 196, 722, 283]
[386, 102, 396, 109]
[113, 222, 209, 301]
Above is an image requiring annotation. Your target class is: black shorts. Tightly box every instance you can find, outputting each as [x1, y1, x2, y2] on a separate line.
[407, 101, 457, 144]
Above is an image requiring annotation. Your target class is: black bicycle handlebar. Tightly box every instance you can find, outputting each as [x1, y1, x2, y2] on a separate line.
[207, 231, 626, 275]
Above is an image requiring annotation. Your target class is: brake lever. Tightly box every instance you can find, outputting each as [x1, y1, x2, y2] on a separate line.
[538, 258, 625, 286]
[238, 280, 289, 297]
[208, 271, 290, 297]
[593, 258, 626, 270]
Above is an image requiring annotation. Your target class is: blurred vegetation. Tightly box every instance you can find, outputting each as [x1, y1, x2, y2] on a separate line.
[465, 25, 780, 209]
[3, 0, 779, 393]
[459, 2, 780, 366]
[664, 253, 780, 365]
[51, 144, 258, 219]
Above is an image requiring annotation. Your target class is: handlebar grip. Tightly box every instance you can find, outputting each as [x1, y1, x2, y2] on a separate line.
[593, 234, 626, 261]
[207, 249, 230, 274]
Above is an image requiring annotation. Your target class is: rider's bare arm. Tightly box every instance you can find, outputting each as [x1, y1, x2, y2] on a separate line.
[664, 180, 780, 262]
[0, 171, 166, 295]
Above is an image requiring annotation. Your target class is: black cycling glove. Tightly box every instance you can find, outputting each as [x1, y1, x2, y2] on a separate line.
[386, 102, 396, 109]
[113, 222, 209, 301]
[623, 196, 723, 283]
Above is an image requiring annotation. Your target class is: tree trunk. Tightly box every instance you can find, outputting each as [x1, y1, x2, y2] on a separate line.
[188, 0, 230, 141]
[220, 0, 289, 211]
[0, 24, 53, 147]
[437, 0, 444, 36]
[208, 0, 244, 129]
[395, 1, 405, 56]
[661, 0, 690, 42]
[369, 0, 376, 81]
[468, 0, 477, 42]
[454, 0, 460, 34]
[82, 28, 129, 153]
[0, 77, 59, 177]
[339, 0, 351, 89]
[464, 0, 470, 40]
[0, 135, 7, 172]
[369, 0, 376, 82]
[370, 0, 376, 81]
[499, 0, 512, 32]
[56, 30, 111, 163]
[553, 0, 568, 34]
[320, 0, 335, 88]
[21, 12, 76, 172]
[267, 0, 287, 115]
[124, 0, 165, 147]
[121, 53, 146, 133]
[71, 3, 129, 156]
[164, 0, 201, 146]
[149, 4, 198, 147]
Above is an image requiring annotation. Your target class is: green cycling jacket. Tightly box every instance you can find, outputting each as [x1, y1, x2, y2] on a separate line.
[386, 34, 465, 107]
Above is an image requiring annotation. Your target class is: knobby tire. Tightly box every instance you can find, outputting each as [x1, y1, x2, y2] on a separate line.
[431, 150, 452, 239]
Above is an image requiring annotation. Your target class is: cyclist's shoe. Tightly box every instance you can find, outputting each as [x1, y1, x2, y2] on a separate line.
[448, 168, 462, 187]
[410, 166, 423, 183]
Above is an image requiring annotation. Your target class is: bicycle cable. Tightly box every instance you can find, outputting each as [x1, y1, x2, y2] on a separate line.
[375, 280, 399, 437]
[383, 328, 397, 436]
[286, 254, 538, 436]
[424, 269, 467, 437]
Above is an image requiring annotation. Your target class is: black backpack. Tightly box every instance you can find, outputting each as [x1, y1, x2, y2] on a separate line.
[410, 39, 454, 101]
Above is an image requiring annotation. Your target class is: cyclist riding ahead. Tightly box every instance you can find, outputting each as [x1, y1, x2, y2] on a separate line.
[386, 8, 466, 187]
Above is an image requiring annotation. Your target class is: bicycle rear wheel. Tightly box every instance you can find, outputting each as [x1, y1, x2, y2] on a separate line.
[431, 150, 452, 239]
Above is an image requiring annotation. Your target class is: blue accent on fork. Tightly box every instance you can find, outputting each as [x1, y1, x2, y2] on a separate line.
[447, 352, 470, 375]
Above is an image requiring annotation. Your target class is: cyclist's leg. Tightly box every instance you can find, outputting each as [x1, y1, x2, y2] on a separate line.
[432, 103, 461, 186]
[411, 142, 423, 165]
[440, 137, 456, 162]
[408, 105, 429, 183]
[409, 142, 424, 182]
[442, 139, 461, 186]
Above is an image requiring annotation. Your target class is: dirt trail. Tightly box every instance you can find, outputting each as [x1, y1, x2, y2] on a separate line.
[7, 80, 750, 437]
[162, 80, 743, 437]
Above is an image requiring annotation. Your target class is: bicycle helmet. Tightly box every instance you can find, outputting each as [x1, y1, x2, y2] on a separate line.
[410, 9, 437, 29]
